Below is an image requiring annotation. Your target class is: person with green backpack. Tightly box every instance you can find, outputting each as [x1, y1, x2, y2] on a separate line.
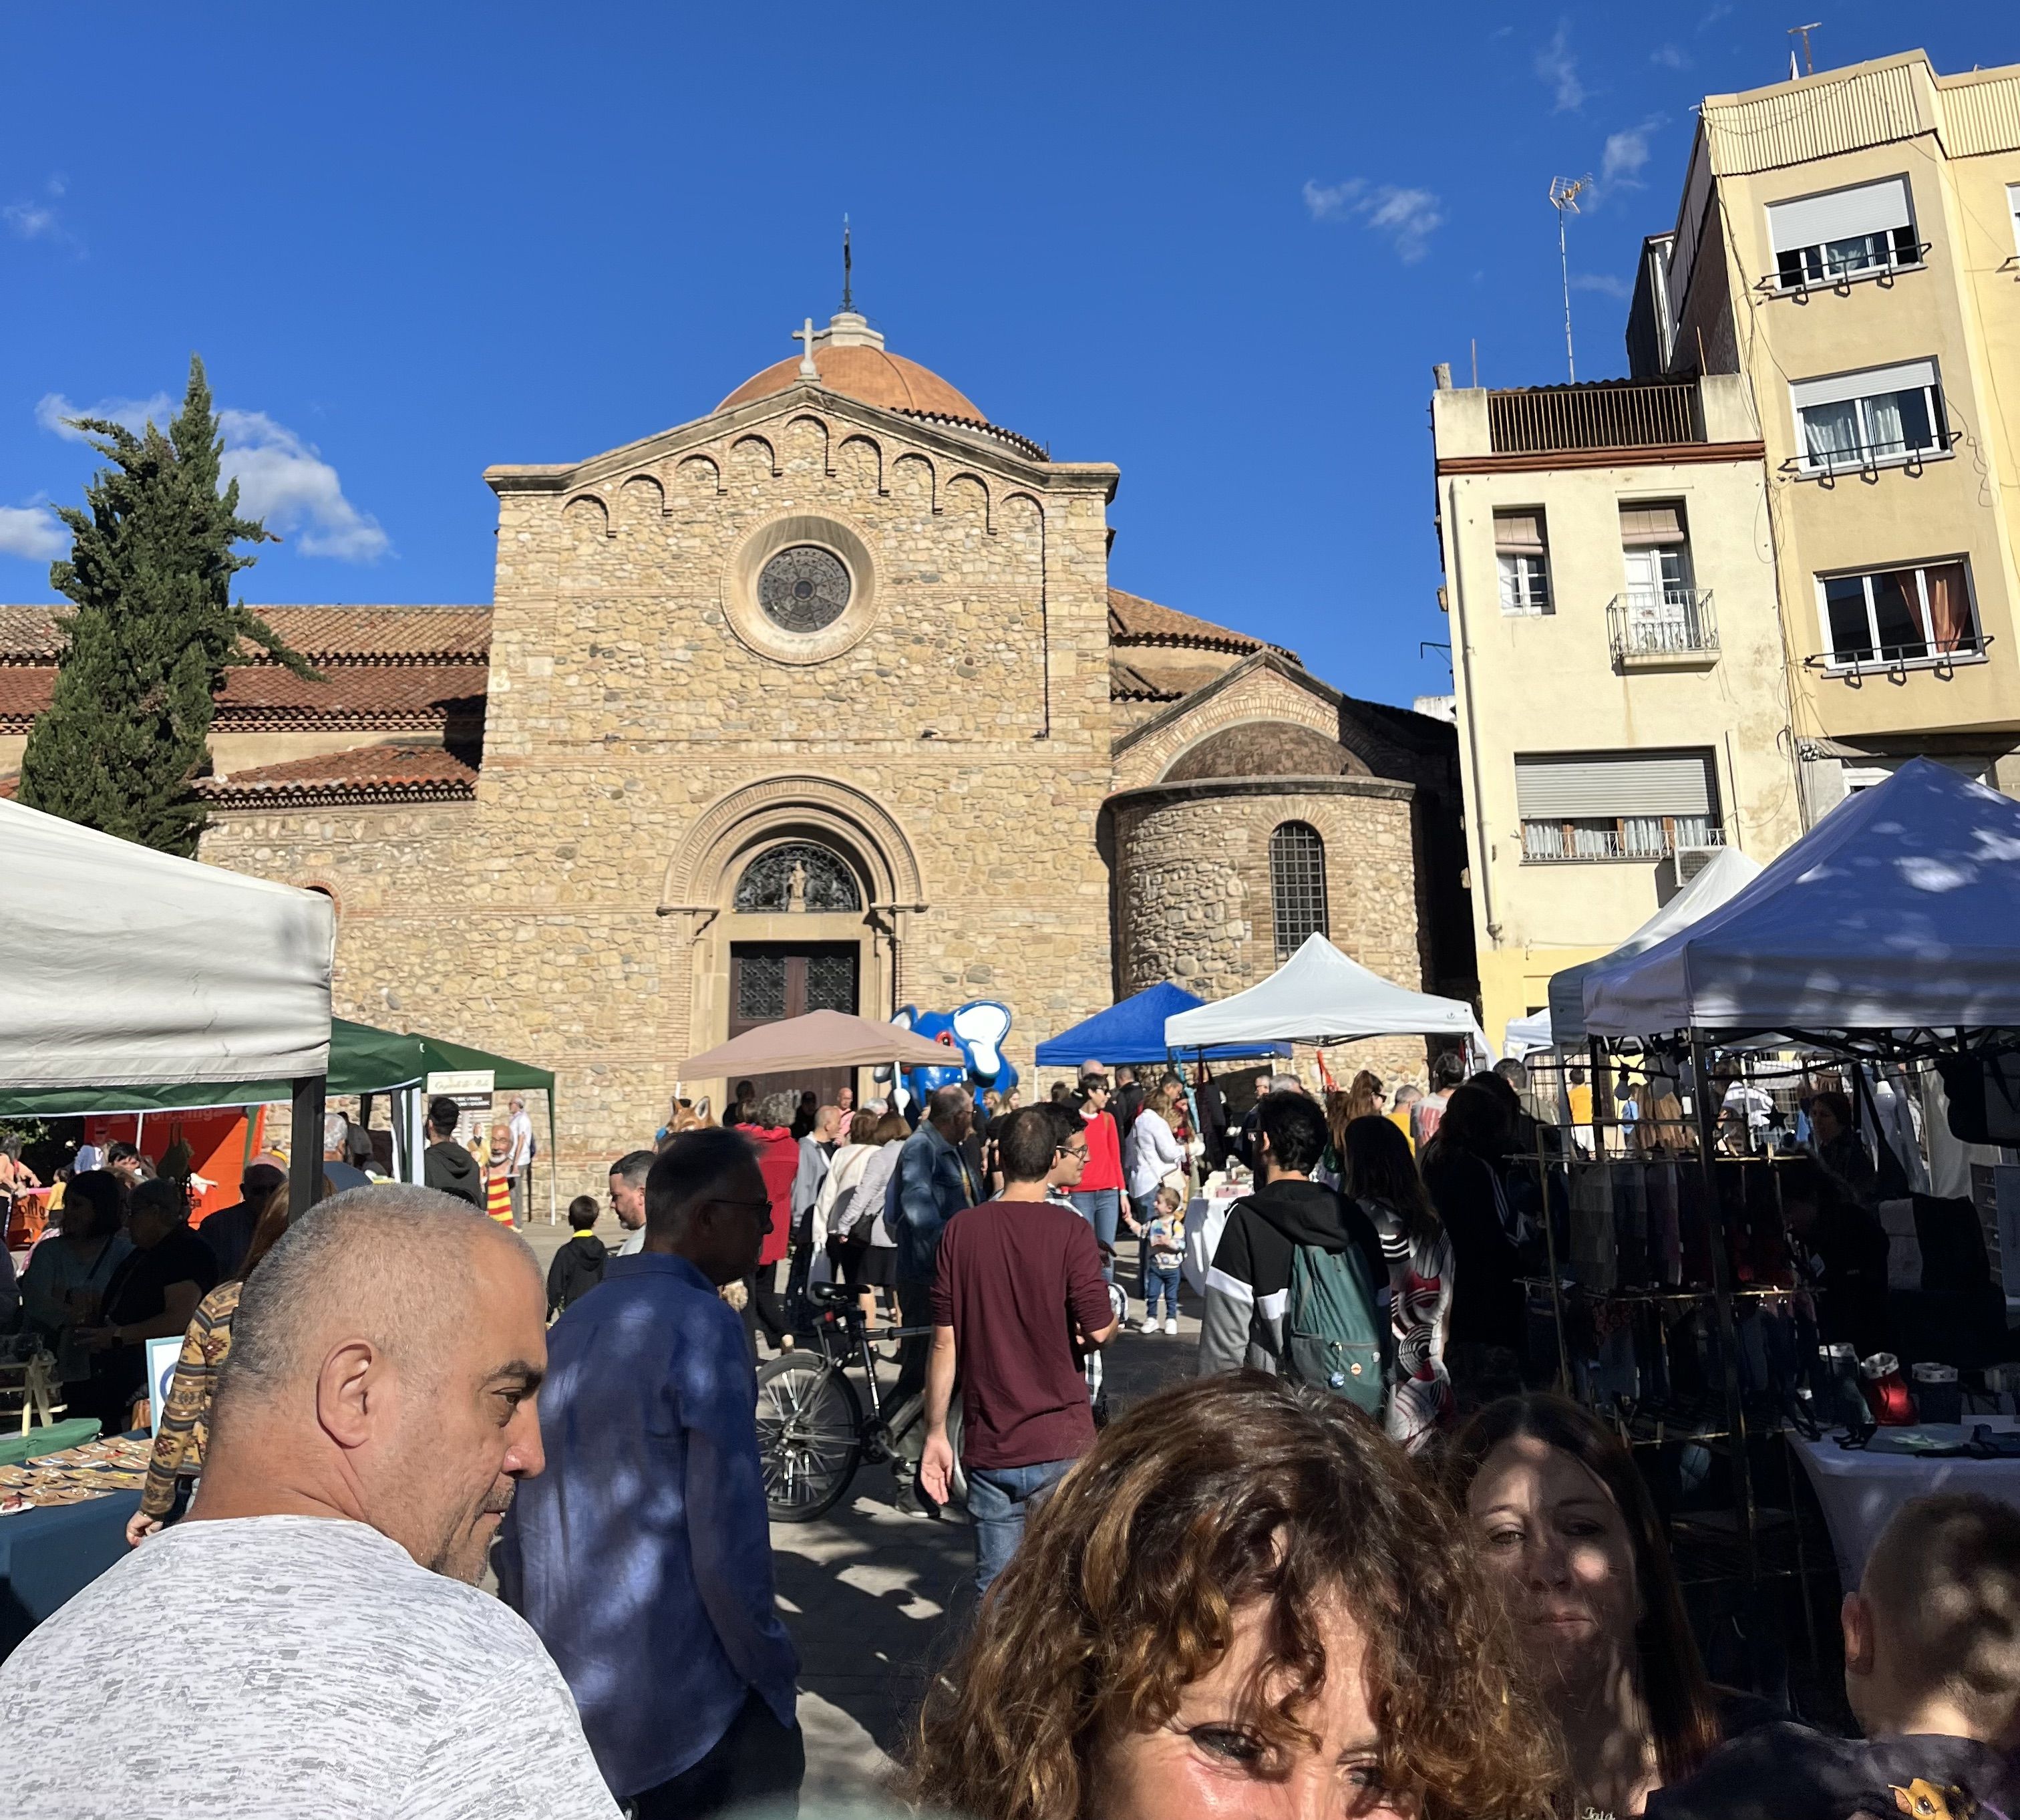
[1196, 1090, 1391, 1414]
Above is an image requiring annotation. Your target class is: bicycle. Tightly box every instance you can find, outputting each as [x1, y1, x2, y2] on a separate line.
[756, 1280, 960, 1523]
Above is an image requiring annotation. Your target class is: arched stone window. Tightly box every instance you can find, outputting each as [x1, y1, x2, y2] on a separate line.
[1269, 822, 1328, 960]
[732, 841, 862, 913]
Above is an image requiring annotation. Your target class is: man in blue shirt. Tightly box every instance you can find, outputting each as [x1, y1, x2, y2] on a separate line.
[890, 1085, 981, 1406]
[496, 1128, 801, 1819]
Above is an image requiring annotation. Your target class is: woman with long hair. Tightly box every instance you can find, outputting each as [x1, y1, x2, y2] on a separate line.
[903, 1373, 1562, 1820]
[1123, 1078, 1186, 1269]
[126, 1179, 295, 1547]
[1447, 1393, 1727, 1817]
[19, 1169, 130, 1404]
[1421, 1081, 1525, 1398]
[1340, 1114, 1454, 1453]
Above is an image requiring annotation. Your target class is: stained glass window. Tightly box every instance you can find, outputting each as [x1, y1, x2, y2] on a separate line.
[757, 545, 851, 633]
[1269, 822, 1329, 960]
[733, 842, 862, 913]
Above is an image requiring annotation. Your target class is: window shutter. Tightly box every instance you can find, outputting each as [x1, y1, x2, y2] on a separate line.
[1767, 177, 1912, 253]
[1494, 511, 1546, 554]
[1515, 752, 1715, 818]
[1790, 359, 1937, 412]
[1618, 503, 1686, 547]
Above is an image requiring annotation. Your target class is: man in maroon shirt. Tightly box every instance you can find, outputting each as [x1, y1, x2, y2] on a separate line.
[920, 1106, 1118, 1594]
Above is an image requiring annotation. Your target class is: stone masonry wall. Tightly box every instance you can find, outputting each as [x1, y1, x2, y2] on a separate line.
[200, 390, 1121, 1204]
[1113, 779, 1434, 1089]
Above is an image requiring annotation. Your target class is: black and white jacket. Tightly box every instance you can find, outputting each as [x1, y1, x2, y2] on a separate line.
[1197, 1179, 1385, 1376]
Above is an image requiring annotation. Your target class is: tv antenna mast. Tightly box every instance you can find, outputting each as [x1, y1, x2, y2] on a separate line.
[1787, 22, 1821, 77]
[1548, 174, 1592, 382]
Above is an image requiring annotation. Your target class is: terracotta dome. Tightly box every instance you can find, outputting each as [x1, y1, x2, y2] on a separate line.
[718, 341, 987, 423]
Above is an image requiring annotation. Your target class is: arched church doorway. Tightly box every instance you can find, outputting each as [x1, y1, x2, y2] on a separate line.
[725, 841, 863, 1109]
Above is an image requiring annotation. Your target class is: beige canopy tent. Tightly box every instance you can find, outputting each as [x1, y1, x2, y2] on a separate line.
[681, 1009, 955, 1080]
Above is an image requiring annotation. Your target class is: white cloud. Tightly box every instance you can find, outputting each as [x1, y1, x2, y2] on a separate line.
[217, 409, 390, 562]
[1303, 178, 1445, 263]
[4, 177, 79, 249]
[35, 390, 175, 442]
[1536, 19, 1585, 111]
[1651, 43, 1689, 69]
[0, 504, 65, 561]
[1601, 116, 1663, 188]
[1571, 272, 1634, 300]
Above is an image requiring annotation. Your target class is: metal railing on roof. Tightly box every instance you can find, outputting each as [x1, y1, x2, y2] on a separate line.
[1488, 383, 1697, 454]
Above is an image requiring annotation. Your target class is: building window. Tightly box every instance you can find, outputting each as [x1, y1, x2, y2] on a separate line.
[1792, 359, 1947, 473]
[1767, 176, 1920, 290]
[1816, 561, 1979, 670]
[1269, 822, 1329, 959]
[2009, 183, 2020, 256]
[756, 545, 852, 634]
[1494, 510, 1552, 615]
[1615, 501, 1705, 651]
[732, 841, 862, 912]
[1515, 750, 1723, 863]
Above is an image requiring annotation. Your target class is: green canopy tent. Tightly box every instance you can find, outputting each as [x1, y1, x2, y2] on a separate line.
[0, 1020, 558, 1214]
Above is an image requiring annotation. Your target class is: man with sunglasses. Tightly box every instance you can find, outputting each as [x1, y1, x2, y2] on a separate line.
[498, 1128, 802, 1820]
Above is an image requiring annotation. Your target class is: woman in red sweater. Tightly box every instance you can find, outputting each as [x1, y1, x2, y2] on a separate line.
[740, 1090, 802, 1356]
[1068, 1070, 1127, 1283]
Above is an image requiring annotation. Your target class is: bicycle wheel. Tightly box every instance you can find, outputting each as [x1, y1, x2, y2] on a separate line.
[755, 1354, 863, 1523]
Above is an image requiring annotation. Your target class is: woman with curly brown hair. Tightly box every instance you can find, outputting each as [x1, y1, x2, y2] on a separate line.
[902, 1373, 1562, 1820]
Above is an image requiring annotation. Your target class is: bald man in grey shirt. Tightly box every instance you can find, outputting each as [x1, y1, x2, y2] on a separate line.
[0, 1187, 619, 1820]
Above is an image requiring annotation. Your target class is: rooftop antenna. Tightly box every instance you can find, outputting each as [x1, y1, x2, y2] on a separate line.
[1548, 175, 1592, 383]
[1787, 21, 1820, 77]
[840, 214, 853, 314]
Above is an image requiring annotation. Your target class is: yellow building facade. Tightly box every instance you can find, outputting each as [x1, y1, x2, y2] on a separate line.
[1432, 374, 1806, 1050]
[1630, 49, 2020, 816]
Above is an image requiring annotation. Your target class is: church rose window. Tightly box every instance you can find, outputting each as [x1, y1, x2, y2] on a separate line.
[1269, 822, 1329, 960]
[756, 545, 852, 633]
[733, 841, 862, 913]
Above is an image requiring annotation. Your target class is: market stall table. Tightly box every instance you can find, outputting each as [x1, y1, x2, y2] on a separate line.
[0, 1433, 152, 1662]
[1183, 1174, 1256, 1296]
[1786, 1419, 2020, 1589]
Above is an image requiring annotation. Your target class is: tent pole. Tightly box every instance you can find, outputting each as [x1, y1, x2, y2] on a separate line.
[1687, 1028, 1757, 1585]
[289, 1074, 327, 1214]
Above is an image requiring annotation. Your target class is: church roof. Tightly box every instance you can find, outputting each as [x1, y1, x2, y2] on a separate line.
[202, 741, 478, 807]
[719, 342, 985, 425]
[1106, 587, 1299, 666]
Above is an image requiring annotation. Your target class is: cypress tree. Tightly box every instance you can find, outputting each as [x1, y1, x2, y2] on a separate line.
[18, 355, 314, 856]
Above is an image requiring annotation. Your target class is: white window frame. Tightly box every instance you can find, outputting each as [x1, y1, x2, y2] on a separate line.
[1790, 359, 1949, 476]
[1812, 559, 1984, 674]
[1498, 550, 1552, 615]
[1767, 176, 1923, 293]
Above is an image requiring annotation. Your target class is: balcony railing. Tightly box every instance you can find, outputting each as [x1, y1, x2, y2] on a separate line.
[1802, 632, 1991, 681]
[1607, 590, 1719, 668]
[1487, 382, 1698, 455]
[1522, 820, 1727, 864]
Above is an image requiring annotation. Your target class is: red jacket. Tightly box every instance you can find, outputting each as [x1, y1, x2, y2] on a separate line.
[746, 1124, 800, 1267]
[1079, 1109, 1124, 1193]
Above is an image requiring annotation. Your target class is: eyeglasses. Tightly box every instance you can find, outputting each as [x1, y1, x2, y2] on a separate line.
[708, 1195, 776, 1220]
[1057, 1145, 1089, 1161]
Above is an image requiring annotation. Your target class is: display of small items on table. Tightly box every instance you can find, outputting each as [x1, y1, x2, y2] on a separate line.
[0, 1434, 152, 1514]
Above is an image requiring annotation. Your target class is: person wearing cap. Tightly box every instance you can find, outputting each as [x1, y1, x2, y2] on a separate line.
[200, 1162, 289, 1281]
[1069, 1066, 1126, 1281]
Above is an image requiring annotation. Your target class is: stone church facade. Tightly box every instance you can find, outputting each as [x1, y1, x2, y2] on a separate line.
[1, 307, 1474, 1191]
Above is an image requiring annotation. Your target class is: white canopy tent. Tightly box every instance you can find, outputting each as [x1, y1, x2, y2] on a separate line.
[1504, 1010, 1556, 1057]
[1546, 847, 1764, 1048]
[0, 794, 334, 1207]
[1164, 933, 1493, 1058]
[1582, 760, 2020, 1041]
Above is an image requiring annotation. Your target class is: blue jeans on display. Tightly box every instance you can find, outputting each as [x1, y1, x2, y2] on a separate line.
[966, 1457, 1073, 1595]
[1068, 1189, 1120, 1281]
[1143, 1264, 1182, 1323]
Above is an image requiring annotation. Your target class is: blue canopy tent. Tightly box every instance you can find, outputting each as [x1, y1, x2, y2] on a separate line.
[1035, 983, 1291, 1067]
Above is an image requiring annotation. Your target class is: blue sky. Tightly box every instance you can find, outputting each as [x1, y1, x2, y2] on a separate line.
[1, 3, 2011, 709]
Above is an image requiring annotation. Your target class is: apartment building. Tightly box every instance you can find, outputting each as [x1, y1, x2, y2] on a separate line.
[1627, 49, 2020, 818]
[1431, 373, 1805, 1048]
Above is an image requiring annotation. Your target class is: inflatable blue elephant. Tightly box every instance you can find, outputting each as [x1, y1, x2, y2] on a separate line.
[878, 1002, 1018, 1110]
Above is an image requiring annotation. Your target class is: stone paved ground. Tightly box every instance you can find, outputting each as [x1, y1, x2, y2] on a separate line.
[521, 1213, 1198, 1807]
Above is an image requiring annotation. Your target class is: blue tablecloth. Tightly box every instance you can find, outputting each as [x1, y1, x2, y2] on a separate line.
[0, 1490, 140, 1661]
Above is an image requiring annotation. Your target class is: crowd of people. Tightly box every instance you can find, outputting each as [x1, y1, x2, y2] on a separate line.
[0, 1053, 2014, 1820]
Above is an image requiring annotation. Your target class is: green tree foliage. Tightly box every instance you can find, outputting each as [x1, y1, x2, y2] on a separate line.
[17, 355, 315, 855]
